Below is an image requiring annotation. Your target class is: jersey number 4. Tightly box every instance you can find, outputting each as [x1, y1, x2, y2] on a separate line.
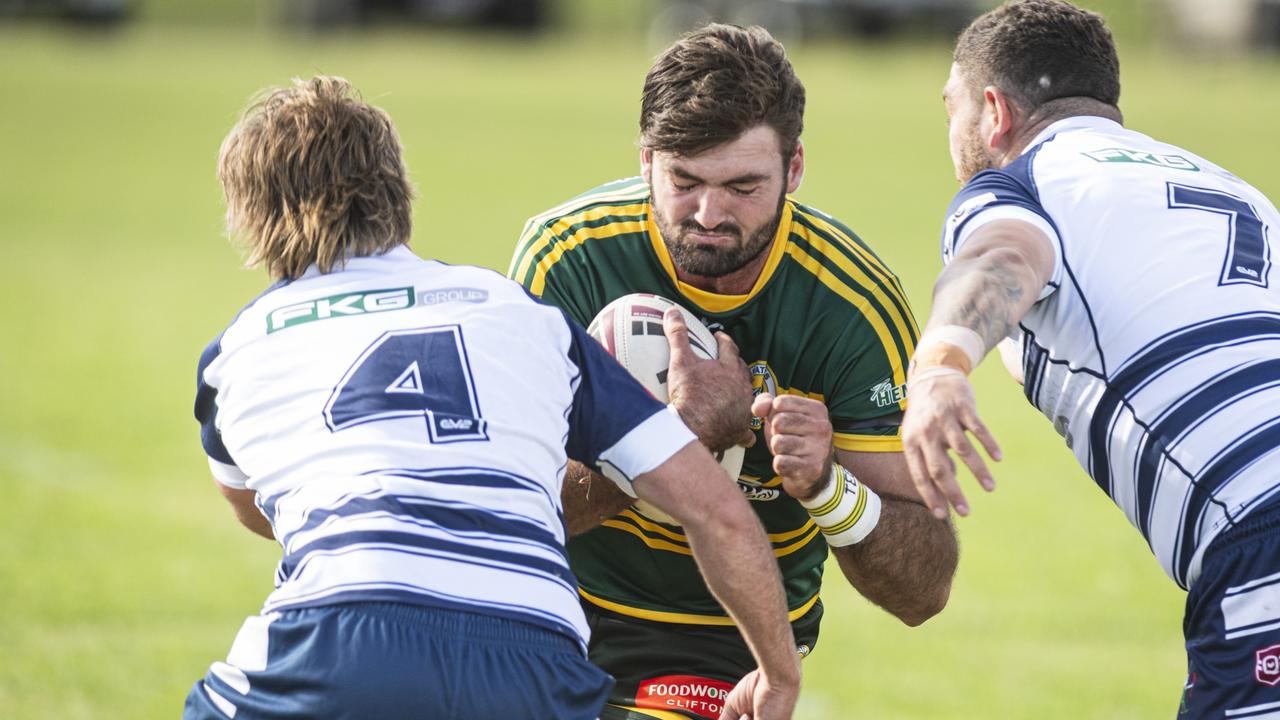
[324, 325, 489, 443]
[1168, 182, 1272, 288]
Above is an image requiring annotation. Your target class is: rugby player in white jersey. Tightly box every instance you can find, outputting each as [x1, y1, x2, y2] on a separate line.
[901, 1, 1280, 715]
[183, 76, 800, 720]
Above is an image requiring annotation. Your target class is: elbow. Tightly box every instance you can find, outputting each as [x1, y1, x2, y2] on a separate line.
[893, 584, 952, 627]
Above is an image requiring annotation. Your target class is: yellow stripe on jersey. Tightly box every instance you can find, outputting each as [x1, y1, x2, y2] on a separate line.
[833, 432, 904, 453]
[601, 517, 694, 555]
[789, 222, 917, 391]
[619, 508, 689, 542]
[510, 179, 649, 276]
[579, 587, 821, 625]
[795, 207, 917, 331]
[525, 214, 648, 297]
[774, 522, 822, 557]
[603, 511, 820, 557]
[783, 242, 912, 393]
[644, 204, 794, 313]
[606, 705, 688, 720]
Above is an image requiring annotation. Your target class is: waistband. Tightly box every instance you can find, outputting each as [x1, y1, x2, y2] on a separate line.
[297, 601, 581, 654]
[1204, 494, 1280, 560]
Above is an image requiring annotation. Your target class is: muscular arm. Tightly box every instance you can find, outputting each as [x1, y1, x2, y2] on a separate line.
[560, 460, 634, 537]
[829, 449, 956, 626]
[561, 308, 754, 536]
[635, 441, 800, 717]
[925, 219, 1054, 349]
[216, 482, 274, 540]
[902, 218, 1057, 517]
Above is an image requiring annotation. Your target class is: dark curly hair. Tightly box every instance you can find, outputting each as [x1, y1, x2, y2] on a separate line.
[640, 23, 805, 158]
[955, 0, 1120, 113]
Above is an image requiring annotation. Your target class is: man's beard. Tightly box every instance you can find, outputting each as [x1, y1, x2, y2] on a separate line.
[654, 192, 785, 278]
[955, 121, 996, 184]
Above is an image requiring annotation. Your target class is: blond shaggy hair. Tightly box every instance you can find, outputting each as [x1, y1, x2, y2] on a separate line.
[218, 76, 413, 281]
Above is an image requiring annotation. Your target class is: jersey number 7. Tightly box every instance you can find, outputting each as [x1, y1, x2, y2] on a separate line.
[324, 325, 490, 443]
[1168, 182, 1272, 288]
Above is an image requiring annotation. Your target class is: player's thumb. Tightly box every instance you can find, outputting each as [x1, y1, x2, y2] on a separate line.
[751, 392, 774, 419]
[663, 307, 695, 366]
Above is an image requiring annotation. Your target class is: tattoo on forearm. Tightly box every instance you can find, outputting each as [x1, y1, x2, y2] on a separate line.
[937, 257, 1026, 347]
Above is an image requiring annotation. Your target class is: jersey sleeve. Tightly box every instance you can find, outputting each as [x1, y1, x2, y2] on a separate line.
[823, 313, 917, 453]
[940, 162, 1065, 299]
[194, 335, 249, 489]
[509, 218, 600, 327]
[560, 313, 696, 496]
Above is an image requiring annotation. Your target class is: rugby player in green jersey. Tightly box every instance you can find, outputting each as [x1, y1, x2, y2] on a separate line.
[509, 24, 957, 720]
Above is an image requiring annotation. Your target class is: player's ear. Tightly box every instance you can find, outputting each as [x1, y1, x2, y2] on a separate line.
[640, 147, 653, 184]
[984, 86, 1017, 153]
[786, 141, 805, 194]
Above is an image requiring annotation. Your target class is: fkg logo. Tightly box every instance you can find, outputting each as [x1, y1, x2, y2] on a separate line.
[1257, 645, 1280, 686]
[267, 287, 414, 333]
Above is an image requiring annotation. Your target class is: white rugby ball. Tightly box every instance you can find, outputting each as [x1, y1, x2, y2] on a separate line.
[587, 293, 746, 525]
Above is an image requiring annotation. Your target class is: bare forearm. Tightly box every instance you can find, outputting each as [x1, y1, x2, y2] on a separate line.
[831, 495, 956, 626]
[930, 249, 1037, 350]
[928, 218, 1056, 356]
[684, 500, 801, 686]
[217, 483, 275, 540]
[561, 461, 634, 536]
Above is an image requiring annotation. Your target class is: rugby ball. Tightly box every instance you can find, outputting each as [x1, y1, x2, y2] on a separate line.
[587, 293, 746, 525]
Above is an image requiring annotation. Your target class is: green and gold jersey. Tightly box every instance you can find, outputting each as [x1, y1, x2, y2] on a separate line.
[508, 176, 919, 626]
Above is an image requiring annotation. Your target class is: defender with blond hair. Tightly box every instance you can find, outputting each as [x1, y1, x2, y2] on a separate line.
[509, 24, 956, 720]
[186, 76, 801, 720]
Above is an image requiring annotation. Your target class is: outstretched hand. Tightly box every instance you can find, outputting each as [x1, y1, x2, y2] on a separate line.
[664, 307, 755, 452]
[900, 369, 1002, 518]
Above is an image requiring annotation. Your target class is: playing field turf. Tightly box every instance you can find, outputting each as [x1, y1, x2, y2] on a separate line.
[2, 2, 1279, 717]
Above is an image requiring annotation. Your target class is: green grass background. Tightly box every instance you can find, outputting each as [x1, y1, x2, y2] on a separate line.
[2, 1, 1279, 717]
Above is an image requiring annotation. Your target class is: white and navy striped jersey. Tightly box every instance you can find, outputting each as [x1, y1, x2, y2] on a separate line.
[941, 116, 1280, 590]
[195, 245, 695, 647]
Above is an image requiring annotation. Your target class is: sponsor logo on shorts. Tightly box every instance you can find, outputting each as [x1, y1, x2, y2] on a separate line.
[1256, 645, 1280, 686]
[637, 674, 734, 720]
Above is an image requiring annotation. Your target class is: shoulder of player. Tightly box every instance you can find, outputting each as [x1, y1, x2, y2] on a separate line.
[781, 199, 920, 352]
[784, 199, 911, 295]
[517, 176, 650, 240]
[510, 177, 653, 286]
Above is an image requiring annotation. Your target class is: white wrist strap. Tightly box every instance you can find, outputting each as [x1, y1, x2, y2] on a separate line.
[912, 325, 986, 376]
[798, 463, 881, 547]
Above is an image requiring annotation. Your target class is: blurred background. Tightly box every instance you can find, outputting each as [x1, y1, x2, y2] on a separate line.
[2, 1, 1279, 718]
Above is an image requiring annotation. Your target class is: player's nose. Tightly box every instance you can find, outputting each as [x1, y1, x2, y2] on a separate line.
[692, 191, 729, 231]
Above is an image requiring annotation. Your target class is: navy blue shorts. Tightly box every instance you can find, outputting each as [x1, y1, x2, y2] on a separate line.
[183, 602, 613, 720]
[1181, 500, 1280, 718]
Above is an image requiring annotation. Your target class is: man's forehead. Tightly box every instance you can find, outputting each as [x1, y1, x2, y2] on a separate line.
[654, 125, 786, 177]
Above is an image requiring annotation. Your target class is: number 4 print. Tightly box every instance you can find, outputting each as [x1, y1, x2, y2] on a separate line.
[1168, 182, 1272, 288]
[324, 325, 489, 443]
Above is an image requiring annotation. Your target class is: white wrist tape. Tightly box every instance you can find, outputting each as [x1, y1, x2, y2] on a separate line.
[907, 365, 968, 388]
[797, 464, 882, 547]
[913, 325, 986, 375]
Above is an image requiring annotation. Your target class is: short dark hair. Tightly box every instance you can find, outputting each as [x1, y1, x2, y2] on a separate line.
[954, 0, 1120, 113]
[218, 76, 414, 281]
[640, 23, 805, 158]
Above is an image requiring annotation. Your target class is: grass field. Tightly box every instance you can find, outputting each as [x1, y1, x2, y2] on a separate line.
[2, 3, 1279, 718]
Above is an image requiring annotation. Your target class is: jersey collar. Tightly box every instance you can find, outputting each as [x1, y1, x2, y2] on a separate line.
[1022, 115, 1124, 155]
[645, 202, 793, 314]
[297, 244, 420, 280]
